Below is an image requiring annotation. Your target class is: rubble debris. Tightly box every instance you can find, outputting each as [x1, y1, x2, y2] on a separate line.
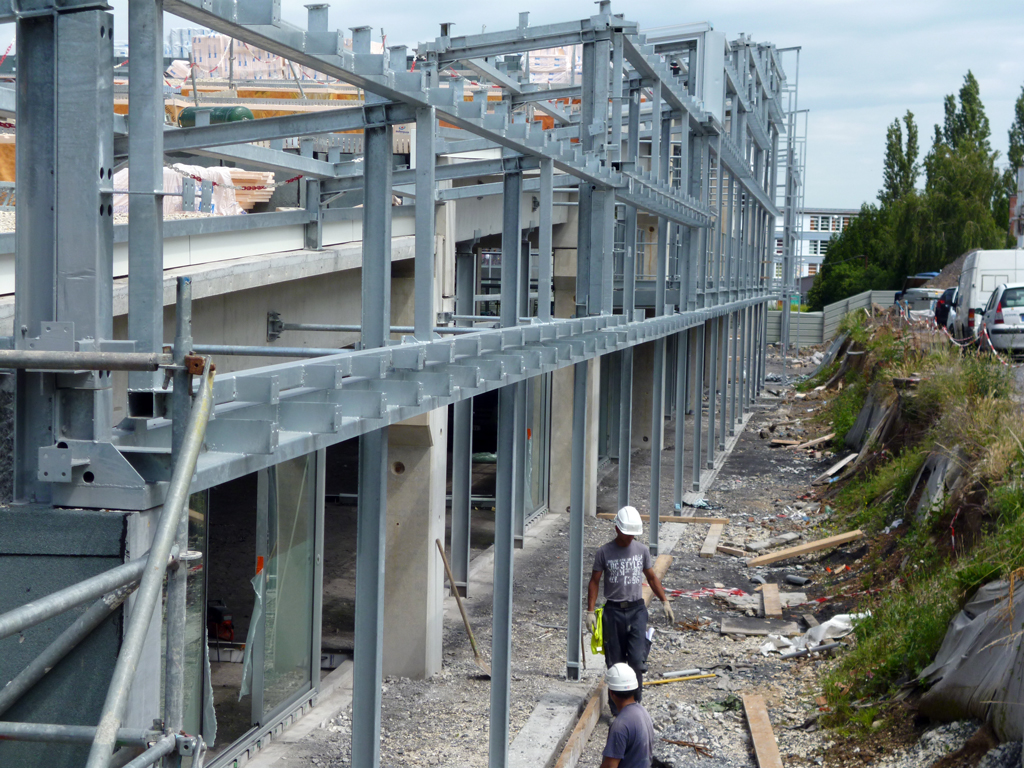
[661, 738, 714, 757]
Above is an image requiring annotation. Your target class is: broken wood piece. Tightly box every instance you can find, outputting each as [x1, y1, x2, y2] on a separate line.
[770, 439, 801, 447]
[803, 613, 820, 628]
[723, 592, 806, 613]
[720, 617, 801, 637]
[788, 433, 835, 450]
[811, 453, 857, 485]
[743, 694, 784, 768]
[642, 554, 673, 607]
[745, 530, 864, 567]
[596, 512, 729, 525]
[661, 739, 714, 758]
[761, 584, 782, 619]
[700, 524, 725, 558]
[717, 545, 746, 558]
[553, 682, 606, 768]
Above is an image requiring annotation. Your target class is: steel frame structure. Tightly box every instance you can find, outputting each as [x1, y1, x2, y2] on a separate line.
[0, 1, 798, 766]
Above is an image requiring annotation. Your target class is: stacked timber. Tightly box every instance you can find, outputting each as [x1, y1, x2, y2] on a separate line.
[227, 169, 276, 210]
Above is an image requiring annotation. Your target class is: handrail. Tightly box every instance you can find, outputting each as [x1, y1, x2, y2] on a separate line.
[85, 362, 216, 768]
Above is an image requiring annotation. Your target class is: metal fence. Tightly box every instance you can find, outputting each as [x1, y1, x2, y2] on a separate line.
[767, 290, 899, 345]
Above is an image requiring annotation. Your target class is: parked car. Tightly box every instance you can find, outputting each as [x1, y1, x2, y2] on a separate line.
[934, 287, 956, 328]
[952, 249, 1024, 343]
[980, 283, 1024, 353]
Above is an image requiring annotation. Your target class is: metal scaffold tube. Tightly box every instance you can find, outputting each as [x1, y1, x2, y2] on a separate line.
[85, 363, 215, 768]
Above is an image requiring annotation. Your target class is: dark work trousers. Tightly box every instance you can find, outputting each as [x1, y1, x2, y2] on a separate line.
[602, 600, 649, 709]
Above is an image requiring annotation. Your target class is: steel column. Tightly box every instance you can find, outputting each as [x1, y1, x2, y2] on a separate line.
[673, 330, 689, 507]
[351, 107, 393, 768]
[538, 160, 554, 322]
[513, 237, 530, 548]
[490, 163, 522, 768]
[718, 313, 728, 451]
[706, 316, 717, 469]
[450, 250, 476, 595]
[729, 310, 739, 434]
[127, 0, 165, 400]
[566, 360, 587, 680]
[691, 323, 704, 491]
[414, 107, 436, 341]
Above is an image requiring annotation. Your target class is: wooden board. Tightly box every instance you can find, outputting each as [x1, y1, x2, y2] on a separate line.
[803, 613, 820, 628]
[770, 439, 801, 447]
[641, 554, 673, 607]
[761, 583, 782, 619]
[723, 592, 806, 613]
[788, 433, 834, 450]
[596, 512, 729, 525]
[720, 617, 801, 637]
[553, 682, 606, 768]
[812, 453, 857, 484]
[743, 694, 784, 768]
[746, 530, 864, 567]
[700, 524, 725, 558]
[717, 545, 746, 558]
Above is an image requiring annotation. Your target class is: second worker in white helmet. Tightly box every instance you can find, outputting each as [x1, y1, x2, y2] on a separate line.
[586, 505, 674, 710]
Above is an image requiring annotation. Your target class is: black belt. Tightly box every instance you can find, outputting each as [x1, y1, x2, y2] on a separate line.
[605, 599, 644, 611]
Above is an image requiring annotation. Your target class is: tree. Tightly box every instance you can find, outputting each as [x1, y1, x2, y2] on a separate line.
[936, 71, 991, 153]
[879, 111, 920, 205]
[995, 85, 1024, 229]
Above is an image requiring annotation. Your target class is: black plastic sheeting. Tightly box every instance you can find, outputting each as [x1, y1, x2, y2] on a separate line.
[919, 580, 1024, 740]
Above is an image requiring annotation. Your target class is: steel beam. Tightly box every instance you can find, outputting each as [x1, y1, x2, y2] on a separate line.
[450, 250, 476, 595]
[414, 107, 436, 341]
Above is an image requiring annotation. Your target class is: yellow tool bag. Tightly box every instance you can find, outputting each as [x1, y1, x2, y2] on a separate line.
[590, 606, 604, 655]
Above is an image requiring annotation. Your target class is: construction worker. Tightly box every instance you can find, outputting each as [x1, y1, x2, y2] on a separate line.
[586, 505, 673, 706]
[601, 663, 655, 768]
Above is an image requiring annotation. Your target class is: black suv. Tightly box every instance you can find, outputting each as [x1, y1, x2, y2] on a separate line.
[934, 287, 956, 328]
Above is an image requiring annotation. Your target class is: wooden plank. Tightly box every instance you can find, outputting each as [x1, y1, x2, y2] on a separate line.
[596, 512, 729, 525]
[761, 583, 782, 619]
[720, 617, 801, 637]
[699, 524, 725, 558]
[803, 613, 820, 628]
[642, 554, 673, 607]
[812, 453, 857, 484]
[717, 545, 746, 558]
[788, 433, 834, 450]
[552, 682, 606, 768]
[770, 439, 801, 447]
[743, 694, 784, 768]
[746, 530, 864, 567]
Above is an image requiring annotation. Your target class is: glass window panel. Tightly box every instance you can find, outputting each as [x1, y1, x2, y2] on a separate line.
[262, 454, 315, 716]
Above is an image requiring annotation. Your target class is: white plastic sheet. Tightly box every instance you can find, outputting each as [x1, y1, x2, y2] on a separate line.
[759, 612, 869, 656]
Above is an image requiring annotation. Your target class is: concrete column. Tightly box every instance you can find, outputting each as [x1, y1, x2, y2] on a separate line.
[631, 340, 658, 450]
[382, 408, 447, 679]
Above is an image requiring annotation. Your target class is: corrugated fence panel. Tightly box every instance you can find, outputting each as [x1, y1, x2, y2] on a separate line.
[791, 312, 824, 346]
[767, 310, 782, 342]
[773, 290, 905, 346]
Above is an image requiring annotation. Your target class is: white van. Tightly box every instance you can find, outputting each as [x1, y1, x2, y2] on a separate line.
[952, 249, 1024, 342]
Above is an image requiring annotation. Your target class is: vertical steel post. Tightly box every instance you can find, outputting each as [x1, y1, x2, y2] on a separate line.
[691, 323, 705, 491]
[617, 81, 640, 509]
[163, 277, 192, 762]
[127, 0, 165, 400]
[513, 238, 529, 548]
[414, 107, 436, 341]
[351, 97, 393, 768]
[729, 310, 739, 434]
[490, 164, 521, 768]
[566, 360, 587, 680]
[649, 336, 664, 555]
[672, 330, 688, 508]
[538, 160, 553, 322]
[450, 250, 476, 595]
[706, 316, 717, 469]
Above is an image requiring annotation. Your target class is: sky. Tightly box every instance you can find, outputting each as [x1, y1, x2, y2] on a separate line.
[101, 1, 1024, 209]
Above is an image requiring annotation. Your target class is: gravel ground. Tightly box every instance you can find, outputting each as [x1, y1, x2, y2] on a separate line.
[258, 346, 1022, 768]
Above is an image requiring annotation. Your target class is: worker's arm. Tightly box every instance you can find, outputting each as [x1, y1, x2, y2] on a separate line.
[600, 758, 621, 768]
[587, 570, 602, 611]
[643, 566, 669, 604]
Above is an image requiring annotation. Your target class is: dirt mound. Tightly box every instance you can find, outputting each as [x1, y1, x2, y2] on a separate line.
[925, 252, 971, 289]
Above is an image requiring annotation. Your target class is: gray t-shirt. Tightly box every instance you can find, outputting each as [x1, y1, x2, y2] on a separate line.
[603, 701, 655, 768]
[593, 540, 653, 602]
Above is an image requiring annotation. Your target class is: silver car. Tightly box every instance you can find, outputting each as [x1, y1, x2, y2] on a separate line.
[980, 283, 1024, 352]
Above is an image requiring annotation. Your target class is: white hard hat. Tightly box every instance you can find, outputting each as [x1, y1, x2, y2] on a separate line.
[614, 505, 643, 536]
[606, 662, 639, 692]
